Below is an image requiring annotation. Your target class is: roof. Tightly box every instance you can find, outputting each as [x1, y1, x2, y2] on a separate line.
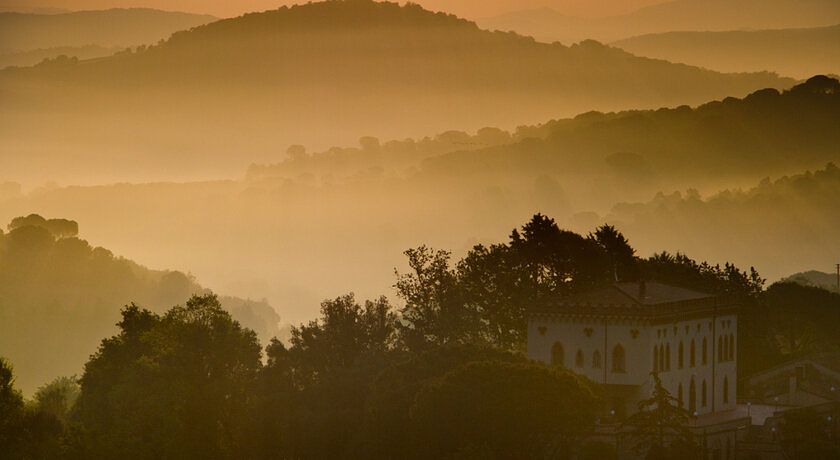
[532, 281, 730, 319]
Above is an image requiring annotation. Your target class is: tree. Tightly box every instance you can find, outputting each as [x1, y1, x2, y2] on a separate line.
[31, 376, 80, 425]
[508, 214, 610, 300]
[591, 224, 638, 282]
[356, 345, 523, 458]
[622, 373, 700, 460]
[0, 358, 63, 459]
[72, 295, 262, 459]
[395, 246, 472, 349]
[253, 293, 398, 458]
[409, 360, 602, 459]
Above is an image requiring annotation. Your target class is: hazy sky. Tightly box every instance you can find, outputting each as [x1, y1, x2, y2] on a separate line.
[0, 0, 669, 19]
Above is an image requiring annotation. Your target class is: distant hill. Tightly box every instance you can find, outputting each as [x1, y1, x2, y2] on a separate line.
[0, 0, 792, 185]
[421, 76, 840, 196]
[601, 163, 840, 282]
[613, 24, 840, 79]
[0, 8, 216, 53]
[3, 77, 837, 340]
[0, 44, 118, 69]
[782, 271, 840, 292]
[0, 214, 283, 394]
[479, 0, 840, 45]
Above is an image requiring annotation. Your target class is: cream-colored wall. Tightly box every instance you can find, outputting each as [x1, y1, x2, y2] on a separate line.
[528, 312, 738, 416]
[528, 316, 652, 386]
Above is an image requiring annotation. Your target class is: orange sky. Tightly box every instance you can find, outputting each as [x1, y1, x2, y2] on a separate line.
[0, 0, 669, 19]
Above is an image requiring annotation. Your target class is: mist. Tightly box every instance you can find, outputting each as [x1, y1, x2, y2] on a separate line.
[1, 1, 840, 458]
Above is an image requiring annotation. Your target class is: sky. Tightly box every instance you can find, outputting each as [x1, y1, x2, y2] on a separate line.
[0, 0, 669, 19]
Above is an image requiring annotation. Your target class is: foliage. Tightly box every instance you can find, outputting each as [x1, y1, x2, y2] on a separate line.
[0, 358, 64, 459]
[71, 294, 262, 459]
[622, 373, 700, 460]
[409, 360, 601, 459]
[31, 376, 80, 424]
[0, 215, 282, 394]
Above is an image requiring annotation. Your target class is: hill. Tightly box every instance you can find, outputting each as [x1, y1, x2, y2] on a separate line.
[602, 163, 840, 282]
[0, 214, 284, 394]
[0, 0, 791, 185]
[479, 0, 840, 45]
[782, 270, 840, 293]
[613, 24, 840, 79]
[0, 44, 118, 69]
[420, 76, 840, 200]
[2, 77, 837, 336]
[0, 8, 216, 52]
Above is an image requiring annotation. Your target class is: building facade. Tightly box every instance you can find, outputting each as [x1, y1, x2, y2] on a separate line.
[528, 282, 738, 417]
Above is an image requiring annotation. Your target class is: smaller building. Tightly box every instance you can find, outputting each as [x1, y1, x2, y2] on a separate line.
[746, 352, 840, 407]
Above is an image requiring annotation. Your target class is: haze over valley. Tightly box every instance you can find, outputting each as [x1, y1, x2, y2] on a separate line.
[1, 3, 840, 457]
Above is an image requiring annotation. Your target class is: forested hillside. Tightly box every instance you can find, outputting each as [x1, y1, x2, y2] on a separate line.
[0, 215, 283, 393]
[605, 163, 840, 286]
[2, 77, 837, 326]
[0, 0, 791, 185]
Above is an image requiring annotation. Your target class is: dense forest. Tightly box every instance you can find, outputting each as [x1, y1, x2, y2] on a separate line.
[605, 163, 840, 280]
[0, 214, 283, 394]
[2, 213, 838, 458]
[0, 0, 791, 185]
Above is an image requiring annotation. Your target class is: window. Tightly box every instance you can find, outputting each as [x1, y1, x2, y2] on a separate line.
[702, 380, 707, 407]
[653, 346, 659, 372]
[575, 349, 584, 368]
[723, 335, 729, 361]
[718, 336, 724, 362]
[728, 335, 735, 361]
[723, 376, 730, 404]
[666, 344, 671, 371]
[551, 342, 564, 367]
[659, 345, 665, 372]
[690, 340, 696, 367]
[678, 341, 684, 369]
[612, 344, 626, 373]
[689, 378, 697, 414]
[678, 383, 684, 408]
[702, 337, 708, 365]
[592, 350, 602, 368]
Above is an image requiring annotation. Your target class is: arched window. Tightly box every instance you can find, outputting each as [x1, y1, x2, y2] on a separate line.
[678, 383, 684, 408]
[678, 341, 684, 369]
[723, 335, 729, 362]
[723, 376, 730, 404]
[718, 336, 724, 362]
[612, 344, 626, 373]
[702, 337, 708, 365]
[666, 344, 671, 371]
[689, 378, 697, 414]
[551, 342, 564, 367]
[592, 350, 602, 369]
[653, 345, 659, 372]
[690, 340, 696, 367]
[575, 349, 585, 368]
[659, 344, 665, 371]
[729, 335, 735, 361]
[702, 380, 708, 407]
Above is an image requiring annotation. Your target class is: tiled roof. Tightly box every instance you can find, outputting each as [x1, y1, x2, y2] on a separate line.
[534, 282, 726, 318]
